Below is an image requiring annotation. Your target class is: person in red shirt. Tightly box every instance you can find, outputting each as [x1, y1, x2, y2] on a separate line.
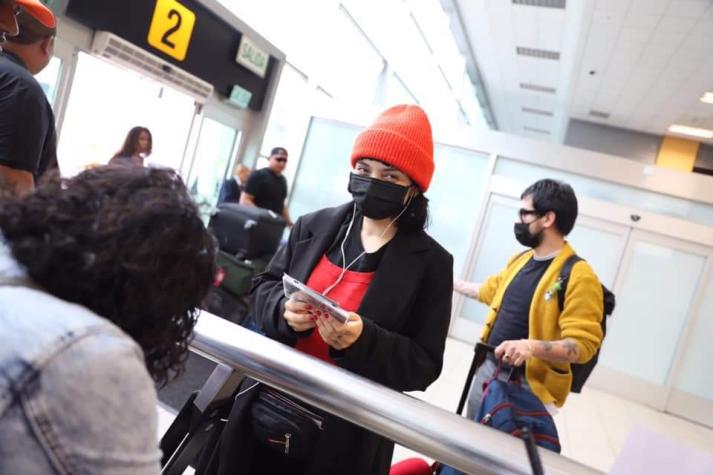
[199, 104, 454, 475]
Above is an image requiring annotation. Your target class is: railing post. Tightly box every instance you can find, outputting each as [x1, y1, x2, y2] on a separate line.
[160, 363, 245, 474]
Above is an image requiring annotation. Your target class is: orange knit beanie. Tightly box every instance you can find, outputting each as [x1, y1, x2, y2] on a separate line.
[350, 104, 435, 192]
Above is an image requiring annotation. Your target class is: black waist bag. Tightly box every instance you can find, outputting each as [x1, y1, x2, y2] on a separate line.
[250, 388, 324, 460]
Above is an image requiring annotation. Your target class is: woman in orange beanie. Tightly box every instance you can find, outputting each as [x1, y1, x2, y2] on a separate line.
[198, 105, 453, 475]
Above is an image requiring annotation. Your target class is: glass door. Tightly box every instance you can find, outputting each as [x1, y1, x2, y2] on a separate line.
[591, 231, 710, 410]
[666, 258, 713, 427]
[185, 105, 242, 215]
[57, 52, 197, 176]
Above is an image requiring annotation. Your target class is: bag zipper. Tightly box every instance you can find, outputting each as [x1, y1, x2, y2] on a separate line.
[514, 409, 550, 417]
[480, 402, 513, 424]
[264, 390, 324, 429]
[268, 432, 292, 454]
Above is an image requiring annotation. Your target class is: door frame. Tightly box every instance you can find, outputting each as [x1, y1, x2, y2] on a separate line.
[51, 37, 80, 138]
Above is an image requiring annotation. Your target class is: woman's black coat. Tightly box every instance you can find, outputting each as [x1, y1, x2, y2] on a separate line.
[199, 202, 453, 475]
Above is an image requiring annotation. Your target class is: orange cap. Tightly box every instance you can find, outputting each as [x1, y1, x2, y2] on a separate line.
[16, 0, 55, 29]
[350, 104, 435, 192]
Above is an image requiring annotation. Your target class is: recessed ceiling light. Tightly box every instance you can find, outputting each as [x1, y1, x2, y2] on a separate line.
[668, 124, 713, 139]
[520, 82, 557, 94]
[512, 0, 566, 9]
[701, 92, 713, 104]
[522, 106, 554, 116]
[516, 46, 560, 60]
[524, 126, 550, 134]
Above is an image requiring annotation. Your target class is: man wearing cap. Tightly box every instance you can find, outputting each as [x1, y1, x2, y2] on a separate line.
[240, 146, 293, 227]
[0, 0, 57, 194]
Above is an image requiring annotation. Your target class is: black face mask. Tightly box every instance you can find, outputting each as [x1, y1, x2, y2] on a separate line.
[348, 173, 410, 220]
[514, 222, 544, 248]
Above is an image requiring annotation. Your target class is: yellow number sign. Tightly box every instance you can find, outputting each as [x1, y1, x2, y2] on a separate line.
[147, 0, 196, 61]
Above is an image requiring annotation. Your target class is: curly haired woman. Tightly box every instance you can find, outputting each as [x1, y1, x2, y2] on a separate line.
[0, 166, 216, 474]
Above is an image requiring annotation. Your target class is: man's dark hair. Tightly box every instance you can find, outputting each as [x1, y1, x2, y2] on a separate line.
[270, 147, 287, 157]
[0, 166, 216, 384]
[7, 10, 55, 45]
[521, 179, 578, 236]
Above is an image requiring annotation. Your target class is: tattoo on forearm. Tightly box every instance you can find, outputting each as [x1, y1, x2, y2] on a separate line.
[539, 340, 553, 352]
[535, 339, 579, 362]
[563, 339, 579, 359]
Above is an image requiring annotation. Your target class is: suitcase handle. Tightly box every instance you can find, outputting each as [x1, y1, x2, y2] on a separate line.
[456, 342, 495, 415]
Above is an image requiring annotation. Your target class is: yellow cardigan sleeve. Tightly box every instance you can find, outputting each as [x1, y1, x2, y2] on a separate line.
[478, 270, 504, 306]
[559, 261, 604, 363]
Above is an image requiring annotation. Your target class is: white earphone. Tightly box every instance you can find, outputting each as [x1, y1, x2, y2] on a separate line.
[322, 194, 413, 297]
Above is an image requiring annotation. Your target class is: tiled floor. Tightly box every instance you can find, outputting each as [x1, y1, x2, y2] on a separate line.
[158, 337, 713, 474]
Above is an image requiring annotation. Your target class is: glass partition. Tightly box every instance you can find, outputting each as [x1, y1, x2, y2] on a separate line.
[494, 158, 713, 227]
[427, 145, 490, 273]
[287, 117, 358, 221]
[35, 56, 62, 107]
[187, 118, 240, 211]
[259, 64, 313, 187]
[460, 196, 524, 324]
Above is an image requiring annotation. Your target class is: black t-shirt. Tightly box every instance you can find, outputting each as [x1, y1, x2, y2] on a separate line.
[326, 207, 388, 273]
[487, 256, 555, 347]
[0, 51, 58, 180]
[243, 167, 287, 214]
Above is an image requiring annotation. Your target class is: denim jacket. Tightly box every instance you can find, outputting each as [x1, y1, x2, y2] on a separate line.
[0, 242, 161, 474]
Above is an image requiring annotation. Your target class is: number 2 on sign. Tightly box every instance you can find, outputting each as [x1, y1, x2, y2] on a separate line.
[147, 0, 196, 61]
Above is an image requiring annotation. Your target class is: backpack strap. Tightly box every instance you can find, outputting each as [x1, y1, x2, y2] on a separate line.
[556, 255, 583, 313]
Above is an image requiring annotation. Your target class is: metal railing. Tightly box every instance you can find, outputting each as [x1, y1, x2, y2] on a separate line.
[161, 311, 602, 475]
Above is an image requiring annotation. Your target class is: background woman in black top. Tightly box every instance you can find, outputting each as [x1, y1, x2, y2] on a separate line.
[109, 126, 152, 167]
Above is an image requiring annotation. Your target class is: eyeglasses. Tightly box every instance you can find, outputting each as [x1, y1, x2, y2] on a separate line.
[518, 208, 543, 222]
[273, 157, 287, 163]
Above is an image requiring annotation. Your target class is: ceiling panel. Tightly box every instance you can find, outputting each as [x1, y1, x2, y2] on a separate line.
[665, 1, 711, 18]
[625, 14, 662, 29]
[597, 0, 632, 12]
[450, 0, 713, 143]
[657, 16, 697, 33]
[629, 0, 670, 16]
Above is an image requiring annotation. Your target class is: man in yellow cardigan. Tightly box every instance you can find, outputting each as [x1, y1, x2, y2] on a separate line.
[455, 179, 604, 418]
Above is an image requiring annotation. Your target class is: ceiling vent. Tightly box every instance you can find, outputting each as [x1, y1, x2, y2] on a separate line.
[516, 46, 560, 60]
[589, 109, 610, 119]
[91, 31, 214, 104]
[520, 82, 557, 94]
[524, 126, 550, 134]
[522, 106, 554, 116]
[513, 0, 566, 9]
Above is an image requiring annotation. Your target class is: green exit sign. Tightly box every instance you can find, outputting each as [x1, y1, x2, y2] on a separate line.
[235, 35, 268, 78]
[229, 84, 253, 108]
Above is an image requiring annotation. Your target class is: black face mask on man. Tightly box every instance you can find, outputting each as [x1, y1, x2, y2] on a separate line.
[348, 173, 410, 220]
[514, 222, 544, 248]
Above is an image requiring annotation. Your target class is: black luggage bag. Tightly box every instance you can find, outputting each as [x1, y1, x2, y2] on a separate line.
[209, 203, 287, 260]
